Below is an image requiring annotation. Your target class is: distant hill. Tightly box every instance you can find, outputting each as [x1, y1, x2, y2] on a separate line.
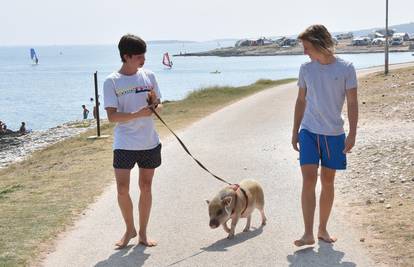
[149, 23, 414, 44]
[148, 40, 196, 44]
[337, 22, 414, 37]
[211, 38, 239, 42]
[260, 22, 414, 41]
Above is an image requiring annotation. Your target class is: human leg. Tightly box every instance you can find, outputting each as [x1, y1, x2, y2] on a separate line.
[138, 167, 157, 246]
[318, 166, 337, 243]
[114, 168, 137, 248]
[294, 164, 318, 247]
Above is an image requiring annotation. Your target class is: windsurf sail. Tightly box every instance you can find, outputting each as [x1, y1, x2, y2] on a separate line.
[30, 48, 39, 64]
[162, 52, 173, 68]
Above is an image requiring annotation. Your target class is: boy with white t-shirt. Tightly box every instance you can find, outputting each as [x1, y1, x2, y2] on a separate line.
[104, 34, 162, 248]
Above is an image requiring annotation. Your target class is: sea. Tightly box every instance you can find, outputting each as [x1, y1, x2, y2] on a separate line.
[0, 40, 413, 131]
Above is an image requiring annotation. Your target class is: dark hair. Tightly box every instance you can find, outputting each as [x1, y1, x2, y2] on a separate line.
[298, 24, 334, 55]
[118, 34, 147, 62]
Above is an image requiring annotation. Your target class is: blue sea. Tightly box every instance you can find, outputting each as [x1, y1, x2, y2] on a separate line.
[0, 41, 413, 131]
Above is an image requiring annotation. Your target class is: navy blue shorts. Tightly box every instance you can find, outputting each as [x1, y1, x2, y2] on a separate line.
[113, 143, 162, 169]
[299, 129, 346, 170]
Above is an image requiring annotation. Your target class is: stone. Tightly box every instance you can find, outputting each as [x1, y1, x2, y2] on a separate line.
[385, 204, 392, 209]
[360, 238, 365, 242]
[379, 198, 385, 203]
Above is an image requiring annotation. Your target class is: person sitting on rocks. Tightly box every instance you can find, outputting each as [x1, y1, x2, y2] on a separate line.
[19, 122, 27, 134]
[3, 124, 14, 134]
[0, 121, 5, 134]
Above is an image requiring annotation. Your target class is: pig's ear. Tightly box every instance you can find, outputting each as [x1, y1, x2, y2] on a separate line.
[205, 200, 210, 205]
[222, 196, 232, 206]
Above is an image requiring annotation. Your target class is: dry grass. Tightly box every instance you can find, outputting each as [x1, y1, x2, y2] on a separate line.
[0, 78, 295, 266]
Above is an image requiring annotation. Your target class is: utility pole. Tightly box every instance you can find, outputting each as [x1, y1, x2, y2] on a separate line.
[385, 0, 389, 75]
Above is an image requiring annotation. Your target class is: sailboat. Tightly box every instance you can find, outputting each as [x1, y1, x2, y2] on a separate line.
[162, 52, 173, 68]
[30, 48, 39, 65]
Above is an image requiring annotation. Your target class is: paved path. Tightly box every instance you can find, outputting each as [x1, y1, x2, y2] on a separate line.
[42, 63, 413, 267]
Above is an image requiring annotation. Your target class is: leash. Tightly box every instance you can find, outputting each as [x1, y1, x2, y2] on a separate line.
[149, 105, 233, 186]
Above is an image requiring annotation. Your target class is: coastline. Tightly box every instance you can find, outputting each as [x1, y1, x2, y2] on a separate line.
[176, 48, 414, 57]
[174, 40, 414, 57]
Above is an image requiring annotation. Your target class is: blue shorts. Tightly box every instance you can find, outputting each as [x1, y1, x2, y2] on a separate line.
[299, 129, 347, 170]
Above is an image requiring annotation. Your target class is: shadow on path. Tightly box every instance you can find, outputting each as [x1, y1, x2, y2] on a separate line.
[166, 226, 264, 266]
[287, 241, 357, 267]
[94, 244, 150, 267]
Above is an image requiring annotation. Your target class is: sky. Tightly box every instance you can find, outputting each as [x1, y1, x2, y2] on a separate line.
[1, 0, 413, 46]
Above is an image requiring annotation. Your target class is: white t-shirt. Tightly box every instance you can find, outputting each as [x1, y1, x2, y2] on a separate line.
[103, 68, 162, 150]
[297, 57, 357, 136]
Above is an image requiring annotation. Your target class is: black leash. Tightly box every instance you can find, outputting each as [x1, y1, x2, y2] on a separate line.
[149, 105, 232, 186]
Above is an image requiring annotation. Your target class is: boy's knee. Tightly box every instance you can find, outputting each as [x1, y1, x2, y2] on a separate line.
[139, 181, 152, 193]
[117, 183, 130, 195]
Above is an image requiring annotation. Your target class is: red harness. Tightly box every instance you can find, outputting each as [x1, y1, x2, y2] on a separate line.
[230, 184, 249, 216]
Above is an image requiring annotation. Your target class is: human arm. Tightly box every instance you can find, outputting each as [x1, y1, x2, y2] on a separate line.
[105, 107, 153, 123]
[291, 87, 307, 151]
[146, 90, 163, 113]
[343, 88, 358, 153]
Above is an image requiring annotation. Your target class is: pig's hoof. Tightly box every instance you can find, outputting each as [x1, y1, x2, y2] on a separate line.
[243, 228, 250, 232]
[227, 234, 234, 239]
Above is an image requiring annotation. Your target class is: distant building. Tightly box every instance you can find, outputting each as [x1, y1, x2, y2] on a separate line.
[376, 28, 395, 37]
[256, 37, 274, 46]
[235, 37, 274, 47]
[235, 39, 255, 47]
[393, 32, 410, 41]
[352, 37, 371, 46]
[368, 31, 385, 40]
[335, 32, 353, 40]
[273, 37, 297, 47]
[371, 37, 386, 46]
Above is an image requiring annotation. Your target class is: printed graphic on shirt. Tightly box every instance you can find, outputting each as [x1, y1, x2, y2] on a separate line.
[115, 85, 154, 97]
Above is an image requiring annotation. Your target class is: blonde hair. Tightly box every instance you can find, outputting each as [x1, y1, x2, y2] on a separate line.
[298, 24, 335, 55]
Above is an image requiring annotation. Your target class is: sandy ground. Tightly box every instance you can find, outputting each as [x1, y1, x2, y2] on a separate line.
[37, 63, 414, 267]
[336, 66, 414, 266]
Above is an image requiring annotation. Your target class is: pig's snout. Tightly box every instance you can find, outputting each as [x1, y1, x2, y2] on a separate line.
[209, 219, 219, 228]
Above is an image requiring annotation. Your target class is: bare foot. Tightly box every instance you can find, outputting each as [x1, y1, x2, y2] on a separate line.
[115, 230, 137, 249]
[318, 230, 337, 243]
[294, 234, 315, 247]
[139, 235, 157, 247]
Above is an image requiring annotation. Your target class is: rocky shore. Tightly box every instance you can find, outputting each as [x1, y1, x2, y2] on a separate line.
[0, 120, 97, 168]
